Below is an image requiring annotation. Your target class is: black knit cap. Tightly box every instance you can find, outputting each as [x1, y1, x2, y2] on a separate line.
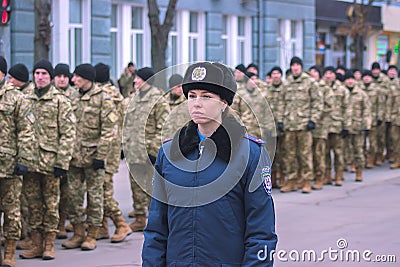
[344, 71, 355, 80]
[94, 63, 110, 83]
[169, 74, 183, 88]
[388, 65, 398, 71]
[33, 59, 54, 79]
[8, 63, 29, 82]
[371, 62, 381, 70]
[0, 56, 7, 75]
[323, 66, 336, 75]
[235, 64, 246, 73]
[270, 66, 283, 75]
[309, 65, 322, 78]
[290, 56, 303, 67]
[245, 71, 257, 79]
[362, 69, 373, 78]
[182, 62, 237, 106]
[136, 67, 155, 83]
[74, 63, 96, 81]
[54, 63, 71, 78]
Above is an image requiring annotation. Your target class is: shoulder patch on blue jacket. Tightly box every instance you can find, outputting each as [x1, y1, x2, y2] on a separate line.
[162, 138, 173, 144]
[244, 134, 265, 145]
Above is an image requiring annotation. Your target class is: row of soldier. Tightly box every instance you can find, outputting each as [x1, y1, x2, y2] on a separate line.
[231, 57, 400, 194]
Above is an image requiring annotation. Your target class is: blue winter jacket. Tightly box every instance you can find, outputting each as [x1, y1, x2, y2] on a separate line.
[142, 117, 277, 266]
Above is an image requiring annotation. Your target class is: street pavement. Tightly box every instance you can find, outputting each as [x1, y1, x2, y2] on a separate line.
[13, 160, 399, 267]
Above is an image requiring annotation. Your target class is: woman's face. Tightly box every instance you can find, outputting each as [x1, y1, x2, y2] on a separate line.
[187, 89, 227, 125]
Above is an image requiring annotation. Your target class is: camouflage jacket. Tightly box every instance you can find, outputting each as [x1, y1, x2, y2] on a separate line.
[0, 81, 34, 178]
[18, 81, 34, 95]
[162, 93, 190, 139]
[119, 72, 135, 98]
[26, 84, 76, 174]
[277, 72, 323, 131]
[56, 84, 80, 112]
[99, 82, 124, 174]
[70, 84, 117, 168]
[312, 79, 334, 139]
[326, 80, 352, 134]
[265, 82, 284, 137]
[348, 86, 372, 134]
[388, 78, 400, 126]
[123, 86, 170, 164]
[231, 81, 256, 129]
[361, 82, 385, 126]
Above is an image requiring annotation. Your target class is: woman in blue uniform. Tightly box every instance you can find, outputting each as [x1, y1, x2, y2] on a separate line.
[142, 62, 277, 266]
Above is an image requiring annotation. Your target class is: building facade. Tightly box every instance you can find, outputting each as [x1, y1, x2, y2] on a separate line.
[4, 0, 316, 80]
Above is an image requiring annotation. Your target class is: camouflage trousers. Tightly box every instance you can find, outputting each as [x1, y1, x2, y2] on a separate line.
[344, 137, 354, 165]
[284, 131, 313, 181]
[386, 126, 394, 157]
[59, 176, 69, 218]
[103, 172, 122, 218]
[367, 125, 381, 154]
[271, 134, 285, 176]
[391, 125, 400, 158]
[24, 172, 60, 233]
[375, 124, 386, 156]
[312, 138, 326, 177]
[68, 166, 105, 227]
[0, 177, 22, 240]
[349, 134, 365, 168]
[326, 133, 344, 172]
[129, 163, 152, 216]
[20, 180, 30, 238]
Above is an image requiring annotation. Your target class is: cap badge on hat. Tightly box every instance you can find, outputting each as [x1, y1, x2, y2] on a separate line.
[191, 67, 206, 81]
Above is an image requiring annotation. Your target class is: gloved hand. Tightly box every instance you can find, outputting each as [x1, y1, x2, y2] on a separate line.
[386, 121, 392, 128]
[362, 129, 369, 136]
[54, 167, 67, 178]
[377, 119, 383, 126]
[13, 163, 28, 176]
[92, 159, 105, 170]
[340, 129, 349, 138]
[148, 154, 156, 165]
[306, 120, 316, 131]
[277, 122, 284, 133]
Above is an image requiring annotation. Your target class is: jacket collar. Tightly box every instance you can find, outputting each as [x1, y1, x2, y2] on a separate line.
[170, 115, 246, 163]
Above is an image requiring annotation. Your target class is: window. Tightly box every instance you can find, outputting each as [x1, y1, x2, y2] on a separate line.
[131, 6, 145, 68]
[188, 12, 199, 62]
[278, 19, 303, 70]
[221, 15, 251, 67]
[69, 0, 83, 67]
[111, 4, 118, 78]
[167, 15, 179, 67]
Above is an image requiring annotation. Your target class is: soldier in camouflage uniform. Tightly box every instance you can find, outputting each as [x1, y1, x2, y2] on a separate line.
[53, 63, 79, 240]
[123, 67, 170, 232]
[266, 66, 285, 188]
[277, 57, 323, 193]
[93, 63, 132, 243]
[361, 70, 385, 169]
[162, 74, 190, 138]
[308, 66, 335, 189]
[387, 66, 400, 168]
[344, 71, 371, 181]
[323, 66, 351, 186]
[61, 64, 117, 251]
[118, 62, 136, 98]
[0, 56, 34, 267]
[20, 59, 76, 261]
[7, 63, 34, 249]
[370, 62, 390, 165]
[385, 65, 399, 163]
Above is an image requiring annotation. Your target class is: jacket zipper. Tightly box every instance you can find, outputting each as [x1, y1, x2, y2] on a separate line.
[193, 143, 204, 261]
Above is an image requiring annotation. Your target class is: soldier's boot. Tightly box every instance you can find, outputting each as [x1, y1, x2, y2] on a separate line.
[129, 215, 147, 232]
[324, 169, 332, 185]
[81, 226, 99, 251]
[312, 175, 324, 190]
[65, 223, 73, 232]
[375, 153, 384, 166]
[128, 210, 136, 218]
[350, 164, 356, 173]
[110, 216, 133, 243]
[275, 171, 283, 188]
[42, 232, 56, 260]
[19, 231, 43, 259]
[56, 213, 68, 239]
[355, 167, 363, 182]
[296, 177, 305, 190]
[96, 217, 110, 240]
[390, 156, 400, 169]
[365, 154, 375, 169]
[335, 169, 343, 186]
[16, 236, 32, 250]
[301, 180, 311, 194]
[2, 239, 17, 267]
[280, 179, 297, 193]
[61, 223, 85, 249]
